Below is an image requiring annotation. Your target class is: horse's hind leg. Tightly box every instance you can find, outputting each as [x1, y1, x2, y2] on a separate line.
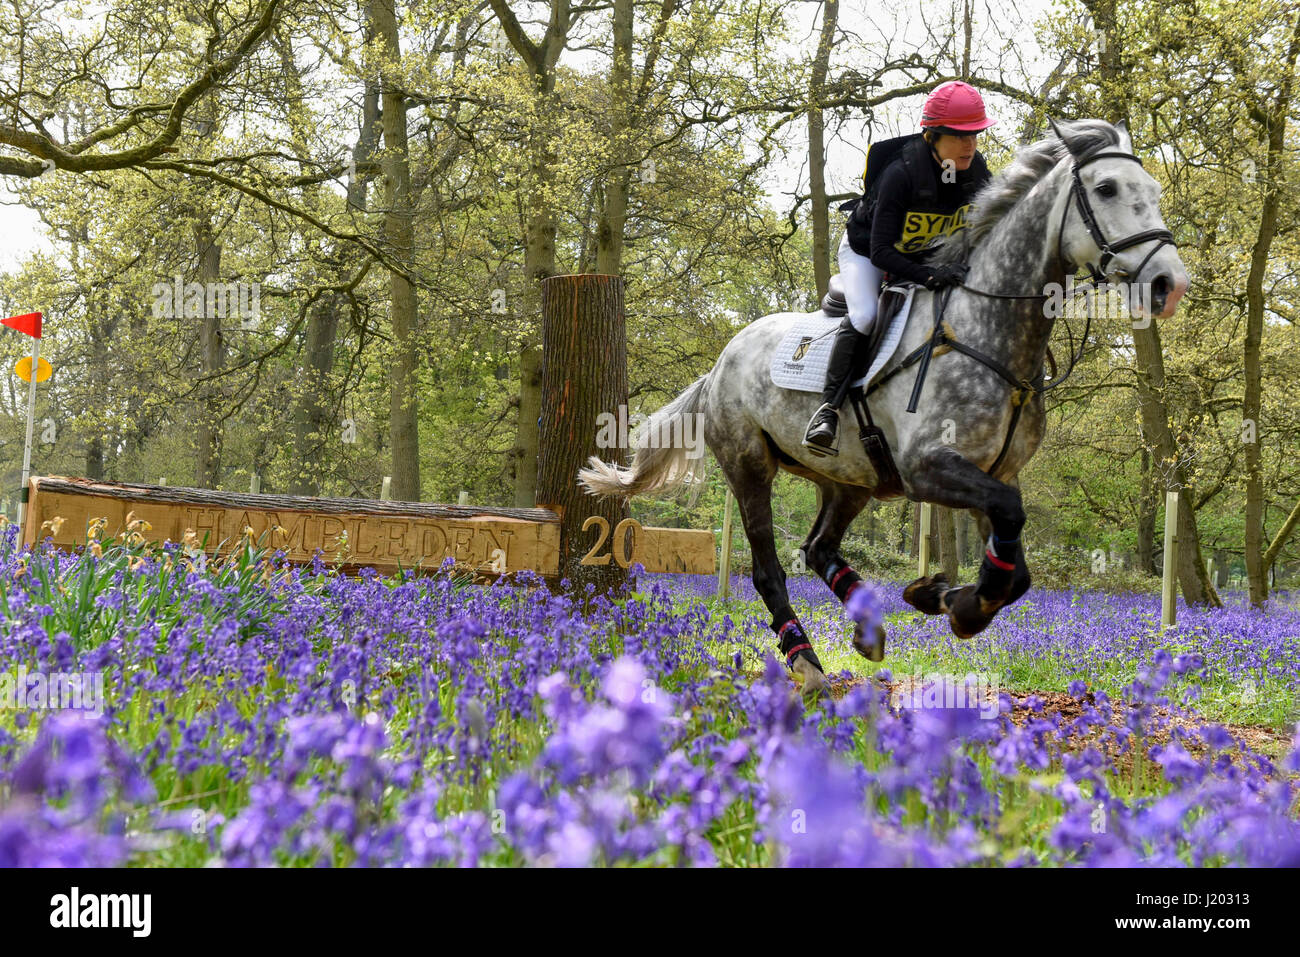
[801, 481, 886, 662]
[719, 437, 830, 701]
[901, 447, 1028, 639]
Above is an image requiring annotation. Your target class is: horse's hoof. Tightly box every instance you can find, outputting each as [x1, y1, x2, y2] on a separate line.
[791, 656, 831, 702]
[944, 584, 993, 640]
[852, 621, 886, 662]
[903, 573, 949, 615]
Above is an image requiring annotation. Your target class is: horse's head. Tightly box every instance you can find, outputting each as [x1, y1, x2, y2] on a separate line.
[1049, 118, 1188, 319]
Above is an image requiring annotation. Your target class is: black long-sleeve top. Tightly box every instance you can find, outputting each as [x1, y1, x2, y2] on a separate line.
[868, 152, 989, 285]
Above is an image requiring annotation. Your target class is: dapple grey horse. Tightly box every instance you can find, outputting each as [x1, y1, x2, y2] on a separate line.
[579, 119, 1188, 699]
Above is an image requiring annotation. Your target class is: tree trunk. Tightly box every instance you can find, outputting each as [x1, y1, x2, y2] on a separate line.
[1262, 497, 1300, 577]
[84, 281, 113, 481]
[288, 58, 379, 497]
[289, 296, 341, 496]
[807, 0, 838, 301]
[1243, 10, 1300, 606]
[1131, 322, 1220, 606]
[489, 0, 568, 507]
[1087, 0, 1218, 605]
[536, 275, 630, 593]
[961, 0, 973, 77]
[514, 346, 544, 505]
[194, 220, 223, 489]
[1137, 446, 1157, 574]
[375, 0, 421, 502]
[594, 0, 633, 275]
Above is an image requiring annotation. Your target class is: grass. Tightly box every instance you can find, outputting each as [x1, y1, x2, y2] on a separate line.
[3, 528, 1295, 866]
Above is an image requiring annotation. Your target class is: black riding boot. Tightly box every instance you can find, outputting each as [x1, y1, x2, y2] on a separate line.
[803, 315, 871, 455]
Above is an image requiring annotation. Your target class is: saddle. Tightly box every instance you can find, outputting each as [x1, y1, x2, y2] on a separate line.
[816, 274, 909, 499]
[820, 274, 912, 385]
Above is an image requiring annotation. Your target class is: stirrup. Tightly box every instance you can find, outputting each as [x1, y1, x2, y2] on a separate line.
[802, 403, 841, 457]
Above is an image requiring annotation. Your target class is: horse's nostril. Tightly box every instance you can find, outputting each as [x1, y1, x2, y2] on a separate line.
[1152, 274, 1172, 299]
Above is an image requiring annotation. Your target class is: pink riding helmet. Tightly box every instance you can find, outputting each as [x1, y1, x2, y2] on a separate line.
[920, 81, 997, 132]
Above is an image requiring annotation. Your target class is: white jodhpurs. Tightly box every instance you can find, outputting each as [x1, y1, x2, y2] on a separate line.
[837, 231, 885, 335]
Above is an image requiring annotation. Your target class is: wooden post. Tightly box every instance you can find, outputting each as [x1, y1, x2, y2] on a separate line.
[458, 490, 470, 506]
[536, 274, 630, 593]
[15, 330, 40, 532]
[718, 490, 735, 599]
[937, 504, 958, 580]
[1161, 491, 1179, 628]
[380, 476, 392, 501]
[918, 502, 932, 577]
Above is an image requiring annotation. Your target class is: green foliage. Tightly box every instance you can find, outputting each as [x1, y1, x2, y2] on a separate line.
[1025, 542, 1161, 594]
[0, 0, 1297, 594]
[839, 536, 916, 579]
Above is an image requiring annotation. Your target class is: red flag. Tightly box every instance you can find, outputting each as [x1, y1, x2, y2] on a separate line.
[2, 312, 42, 339]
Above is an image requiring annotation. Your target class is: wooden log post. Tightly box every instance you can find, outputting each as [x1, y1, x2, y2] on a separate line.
[718, 489, 735, 599]
[1161, 491, 1179, 629]
[536, 274, 630, 594]
[918, 502, 932, 577]
[937, 504, 959, 580]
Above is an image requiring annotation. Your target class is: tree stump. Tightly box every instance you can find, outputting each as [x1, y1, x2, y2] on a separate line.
[536, 274, 631, 595]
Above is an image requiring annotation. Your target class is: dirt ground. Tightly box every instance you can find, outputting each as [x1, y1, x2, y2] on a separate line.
[749, 669, 1296, 774]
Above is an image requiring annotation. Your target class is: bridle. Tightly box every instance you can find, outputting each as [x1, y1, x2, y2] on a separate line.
[1058, 150, 1176, 285]
[959, 147, 1178, 298]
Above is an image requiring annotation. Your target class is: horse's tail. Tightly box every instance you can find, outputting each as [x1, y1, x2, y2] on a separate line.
[577, 374, 710, 501]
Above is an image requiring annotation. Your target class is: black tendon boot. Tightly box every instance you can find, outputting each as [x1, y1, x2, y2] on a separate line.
[803, 315, 871, 455]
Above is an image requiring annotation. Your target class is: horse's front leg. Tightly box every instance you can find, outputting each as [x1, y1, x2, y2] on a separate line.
[899, 446, 1027, 639]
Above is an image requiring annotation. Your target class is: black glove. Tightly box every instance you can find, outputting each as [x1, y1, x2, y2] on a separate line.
[923, 262, 969, 291]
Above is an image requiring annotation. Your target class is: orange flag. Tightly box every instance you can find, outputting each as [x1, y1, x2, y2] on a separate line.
[2, 311, 42, 338]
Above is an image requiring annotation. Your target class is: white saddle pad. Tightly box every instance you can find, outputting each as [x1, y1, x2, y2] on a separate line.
[770, 284, 915, 393]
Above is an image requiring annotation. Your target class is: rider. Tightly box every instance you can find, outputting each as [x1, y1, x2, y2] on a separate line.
[803, 80, 996, 453]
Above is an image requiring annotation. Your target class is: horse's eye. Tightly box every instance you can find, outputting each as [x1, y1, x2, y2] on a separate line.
[1096, 181, 1117, 198]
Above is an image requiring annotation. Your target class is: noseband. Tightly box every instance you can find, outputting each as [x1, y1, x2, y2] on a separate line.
[1060, 150, 1177, 284]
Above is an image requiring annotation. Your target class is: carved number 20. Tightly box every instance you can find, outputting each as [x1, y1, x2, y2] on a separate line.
[580, 516, 642, 568]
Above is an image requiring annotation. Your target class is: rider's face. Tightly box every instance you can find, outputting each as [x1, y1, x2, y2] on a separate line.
[933, 132, 978, 170]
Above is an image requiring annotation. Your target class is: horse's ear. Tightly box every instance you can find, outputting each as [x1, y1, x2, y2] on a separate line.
[1114, 118, 1133, 152]
[1047, 116, 1074, 155]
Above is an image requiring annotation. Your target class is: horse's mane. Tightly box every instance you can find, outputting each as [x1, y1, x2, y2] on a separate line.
[928, 119, 1123, 264]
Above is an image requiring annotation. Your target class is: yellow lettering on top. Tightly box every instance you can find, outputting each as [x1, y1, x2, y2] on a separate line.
[894, 203, 974, 254]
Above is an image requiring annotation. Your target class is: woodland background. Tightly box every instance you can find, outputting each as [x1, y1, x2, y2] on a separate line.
[2, 0, 1299, 605]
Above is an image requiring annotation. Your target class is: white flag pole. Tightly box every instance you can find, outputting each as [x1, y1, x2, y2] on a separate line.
[16, 334, 40, 534]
